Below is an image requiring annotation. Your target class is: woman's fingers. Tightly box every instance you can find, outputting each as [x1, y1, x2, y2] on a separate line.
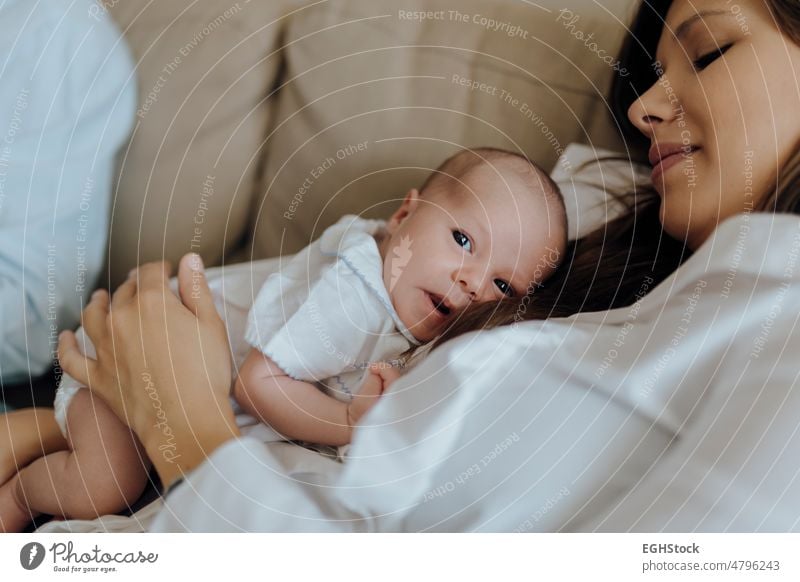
[177, 253, 217, 320]
[57, 330, 98, 387]
[135, 260, 172, 293]
[113, 261, 172, 311]
[82, 289, 110, 343]
[111, 277, 136, 309]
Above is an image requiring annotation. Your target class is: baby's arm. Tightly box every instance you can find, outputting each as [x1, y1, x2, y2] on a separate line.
[234, 349, 390, 446]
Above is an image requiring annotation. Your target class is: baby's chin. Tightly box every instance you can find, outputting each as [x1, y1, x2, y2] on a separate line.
[404, 323, 431, 343]
[404, 317, 439, 344]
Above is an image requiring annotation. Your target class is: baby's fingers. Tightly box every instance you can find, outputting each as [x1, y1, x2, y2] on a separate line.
[377, 364, 402, 385]
[360, 367, 386, 397]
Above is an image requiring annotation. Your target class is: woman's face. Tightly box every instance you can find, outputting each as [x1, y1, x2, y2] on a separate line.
[628, 0, 800, 250]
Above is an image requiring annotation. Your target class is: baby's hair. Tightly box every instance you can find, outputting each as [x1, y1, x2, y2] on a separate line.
[419, 146, 567, 232]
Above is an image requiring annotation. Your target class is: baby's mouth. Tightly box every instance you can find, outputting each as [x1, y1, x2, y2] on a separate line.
[427, 292, 451, 316]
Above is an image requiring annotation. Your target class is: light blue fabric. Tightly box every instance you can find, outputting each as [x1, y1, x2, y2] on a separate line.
[0, 0, 136, 382]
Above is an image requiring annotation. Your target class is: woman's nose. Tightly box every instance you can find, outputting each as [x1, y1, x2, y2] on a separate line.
[627, 76, 678, 138]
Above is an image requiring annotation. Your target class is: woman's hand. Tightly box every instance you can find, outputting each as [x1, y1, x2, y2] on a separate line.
[57, 254, 239, 487]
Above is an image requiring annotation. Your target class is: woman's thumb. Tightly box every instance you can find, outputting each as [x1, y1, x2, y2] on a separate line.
[178, 253, 215, 318]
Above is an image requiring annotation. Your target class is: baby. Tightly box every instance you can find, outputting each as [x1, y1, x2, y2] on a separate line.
[234, 147, 568, 448]
[0, 146, 567, 530]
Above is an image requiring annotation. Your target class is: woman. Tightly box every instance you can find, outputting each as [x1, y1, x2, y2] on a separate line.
[21, 0, 800, 530]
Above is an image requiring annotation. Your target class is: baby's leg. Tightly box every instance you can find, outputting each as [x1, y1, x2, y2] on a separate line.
[0, 408, 67, 485]
[0, 408, 68, 531]
[10, 389, 150, 526]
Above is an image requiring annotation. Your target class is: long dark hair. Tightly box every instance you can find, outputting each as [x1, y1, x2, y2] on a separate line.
[402, 0, 800, 362]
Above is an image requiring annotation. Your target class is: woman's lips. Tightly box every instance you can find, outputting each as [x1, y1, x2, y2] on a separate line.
[651, 147, 699, 184]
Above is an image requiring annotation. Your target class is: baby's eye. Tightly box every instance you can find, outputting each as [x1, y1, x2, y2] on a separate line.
[452, 230, 472, 253]
[494, 279, 514, 297]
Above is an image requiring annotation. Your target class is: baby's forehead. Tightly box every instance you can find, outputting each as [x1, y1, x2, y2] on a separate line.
[438, 183, 555, 245]
[441, 161, 550, 208]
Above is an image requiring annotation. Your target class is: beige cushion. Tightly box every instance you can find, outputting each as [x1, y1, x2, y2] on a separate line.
[104, 0, 307, 286]
[249, 0, 638, 258]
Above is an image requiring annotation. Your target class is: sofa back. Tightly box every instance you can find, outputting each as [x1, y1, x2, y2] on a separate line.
[106, 0, 639, 286]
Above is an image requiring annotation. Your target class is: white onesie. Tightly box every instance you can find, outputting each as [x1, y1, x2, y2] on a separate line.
[53, 214, 421, 459]
[244, 214, 420, 398]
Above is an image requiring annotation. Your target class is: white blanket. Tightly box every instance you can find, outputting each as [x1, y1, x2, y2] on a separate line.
[39, 211, 800, 532]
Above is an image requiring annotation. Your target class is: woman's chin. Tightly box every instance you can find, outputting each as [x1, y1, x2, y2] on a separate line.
[658, 205, 691, 244]
[658, 208, 712, 250]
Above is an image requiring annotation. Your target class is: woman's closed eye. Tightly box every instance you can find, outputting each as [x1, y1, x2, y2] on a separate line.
[693, 43, 733, 71]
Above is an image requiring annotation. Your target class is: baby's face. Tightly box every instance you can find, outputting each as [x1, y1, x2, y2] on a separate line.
[378, 164, 564, 342]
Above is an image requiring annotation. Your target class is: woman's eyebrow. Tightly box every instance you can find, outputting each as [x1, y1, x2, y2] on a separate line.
[674, 10, 732, 40]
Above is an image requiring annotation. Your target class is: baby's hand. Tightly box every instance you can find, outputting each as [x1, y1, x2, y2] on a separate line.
[346, 363, 403, 428]
[370, 362, 402, 392]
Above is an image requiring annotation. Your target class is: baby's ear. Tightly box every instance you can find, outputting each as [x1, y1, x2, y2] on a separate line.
[386, 188, 420, 233]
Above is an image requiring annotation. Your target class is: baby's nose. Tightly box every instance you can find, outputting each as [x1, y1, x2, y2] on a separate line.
[457, 275, 479, 301]
[453, 263, 486, 302]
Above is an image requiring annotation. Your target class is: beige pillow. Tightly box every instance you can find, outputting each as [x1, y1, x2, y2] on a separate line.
[104, 0, 307, 286]
[249, 0, 638, 258]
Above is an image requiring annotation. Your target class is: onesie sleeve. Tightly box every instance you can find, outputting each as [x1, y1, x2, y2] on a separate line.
[244, 261, 383, 382]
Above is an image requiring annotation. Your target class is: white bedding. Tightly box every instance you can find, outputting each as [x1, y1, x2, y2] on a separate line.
[37, 145, 800, 532]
